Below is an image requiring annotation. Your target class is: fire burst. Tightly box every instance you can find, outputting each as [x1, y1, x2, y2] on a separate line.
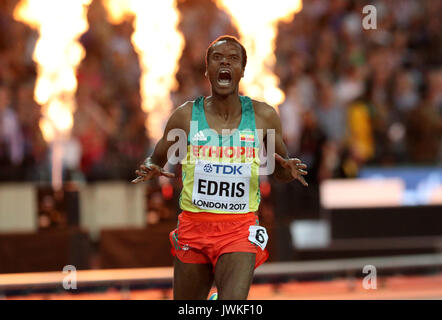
[215, 0, 303, 107]
[14, 0, 92, 141]
[102, 0, 184, 142]
[14, 0, 92, 189]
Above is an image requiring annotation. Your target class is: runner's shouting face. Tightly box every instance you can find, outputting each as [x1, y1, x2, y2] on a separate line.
[206, 40, 245, 97]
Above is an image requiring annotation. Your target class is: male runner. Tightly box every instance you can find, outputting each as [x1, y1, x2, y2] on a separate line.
[132, 36, 308, 300]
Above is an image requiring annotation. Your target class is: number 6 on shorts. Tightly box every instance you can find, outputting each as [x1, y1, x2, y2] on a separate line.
[248, 225, 268, 250]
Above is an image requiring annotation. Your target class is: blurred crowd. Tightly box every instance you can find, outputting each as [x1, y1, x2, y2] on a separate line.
[276, 0, 441, 185]
[0, 0, 441, 187]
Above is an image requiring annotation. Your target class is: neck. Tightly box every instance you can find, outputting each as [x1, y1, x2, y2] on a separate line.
[207, 92, 241, 118]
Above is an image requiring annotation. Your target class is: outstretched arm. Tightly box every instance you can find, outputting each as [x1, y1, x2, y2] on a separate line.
[131, 102, 192, 183]
[261, 103, 308, 186]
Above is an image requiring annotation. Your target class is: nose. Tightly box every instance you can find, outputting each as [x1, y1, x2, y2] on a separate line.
[220, 56, 230, 65]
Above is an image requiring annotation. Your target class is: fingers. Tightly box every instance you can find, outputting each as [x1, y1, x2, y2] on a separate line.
[294, 164, 308, 186]
[140, 164, 154, 172]
[275, 153, 309, 186]
[290, 167, 308, 187]
[298, 169, 308, 175]
[284, 158, 308, 187]
[297, 175, 309, 187]
[131, 169, 153, 184]
[275, 154, 303, 166]
[296, 163, 307, 169]
[160, 169, 175, 178]
[286, 159, 307, 172]
[274, 153, 289, 168]
[131, 176, 145, 184]
[140, 164, 161, 176]
[131, 163, 175, 183]
[135, 169, 151, 177]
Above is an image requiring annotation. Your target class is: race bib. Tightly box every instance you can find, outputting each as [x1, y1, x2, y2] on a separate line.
[192, 160, 251, 213]
[248, 225, 268, 250]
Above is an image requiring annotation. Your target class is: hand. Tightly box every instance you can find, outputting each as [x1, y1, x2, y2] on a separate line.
[131, 158, 175, 184]
[274, 153, 308, 186]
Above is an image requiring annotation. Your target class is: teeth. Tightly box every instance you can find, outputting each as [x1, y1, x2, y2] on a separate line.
[218, 70, 231, 78]
[217, 79, 231, 87]
[217, 69, 231, 86]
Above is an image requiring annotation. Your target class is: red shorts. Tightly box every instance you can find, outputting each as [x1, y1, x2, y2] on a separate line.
[169, 211, 269, 270]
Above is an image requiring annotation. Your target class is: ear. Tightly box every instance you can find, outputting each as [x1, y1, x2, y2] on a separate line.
[205, 70, 208, 77]
[241, 68, 245, 78]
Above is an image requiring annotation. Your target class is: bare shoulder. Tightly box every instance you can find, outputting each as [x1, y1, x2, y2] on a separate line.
[251, 99, 280, 130]
[167, 100, 193, 132]
[172, 100, 193, 120]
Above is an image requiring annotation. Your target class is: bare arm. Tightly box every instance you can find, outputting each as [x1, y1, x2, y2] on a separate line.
[131, 101, 192, 183]
[255, 101, 308, 185]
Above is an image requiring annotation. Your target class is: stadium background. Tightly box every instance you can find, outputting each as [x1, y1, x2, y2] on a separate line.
[0, 0, 441, 299]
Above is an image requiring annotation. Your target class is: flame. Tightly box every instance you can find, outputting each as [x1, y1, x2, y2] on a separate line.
[13, 0, 92, 142]
[215, 0, 302, 107]
[102, 0, 184, 142]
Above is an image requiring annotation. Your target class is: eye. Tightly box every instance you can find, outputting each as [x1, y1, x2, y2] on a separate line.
[212, 53, 221, 60]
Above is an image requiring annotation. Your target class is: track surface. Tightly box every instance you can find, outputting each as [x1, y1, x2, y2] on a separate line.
[4, 273, 442, 300]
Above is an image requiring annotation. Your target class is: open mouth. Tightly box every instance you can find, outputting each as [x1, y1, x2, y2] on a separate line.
[217, 69, 232, 87]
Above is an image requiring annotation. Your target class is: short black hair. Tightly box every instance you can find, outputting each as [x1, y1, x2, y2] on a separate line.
[205, 35, 247, 69]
